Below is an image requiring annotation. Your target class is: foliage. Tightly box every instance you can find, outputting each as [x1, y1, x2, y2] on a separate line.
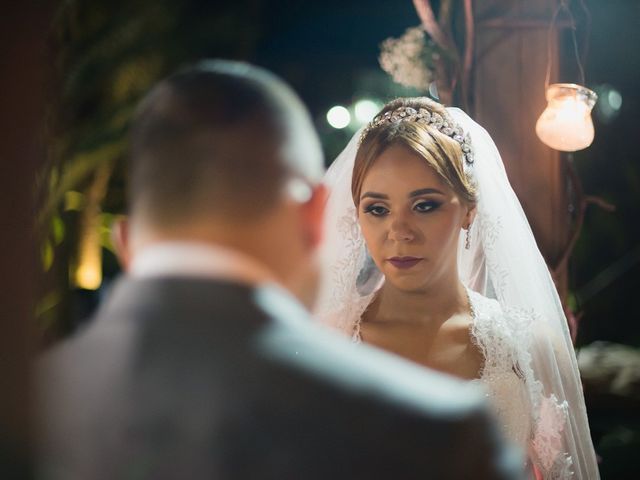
[38, 0, 265, 338]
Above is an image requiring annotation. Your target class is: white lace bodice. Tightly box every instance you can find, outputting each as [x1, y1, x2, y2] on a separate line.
[348, 289, 574, 478]
[467, 290, 533, 452]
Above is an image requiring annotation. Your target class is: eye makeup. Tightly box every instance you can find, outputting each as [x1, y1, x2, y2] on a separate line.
[412, 199, 442, 213]
[362, 203, 389, 216]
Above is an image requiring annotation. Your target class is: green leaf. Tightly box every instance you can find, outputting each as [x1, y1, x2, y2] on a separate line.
[41, 240, 54, 272]
[64, 191, 85, 211]
[35, 290, 62, 328]
[51, 215, 65, 244]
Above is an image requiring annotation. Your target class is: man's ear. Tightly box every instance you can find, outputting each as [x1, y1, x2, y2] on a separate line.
[301, 184, 327, 249]
[111, 217, 131, 271]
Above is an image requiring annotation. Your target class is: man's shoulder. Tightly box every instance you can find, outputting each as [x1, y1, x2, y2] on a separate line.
[256, 289, 488, 420]
[41, 277, 488, 422]
[37, 276, 265, 380]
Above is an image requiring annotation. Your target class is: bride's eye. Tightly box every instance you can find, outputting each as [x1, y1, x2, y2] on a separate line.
[363, 204, 389, 217]
[413, 200, 440, 213]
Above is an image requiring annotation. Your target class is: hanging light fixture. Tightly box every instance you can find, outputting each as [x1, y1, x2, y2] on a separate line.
[536, 83, 597, 151]
[536, 0, 597, 152]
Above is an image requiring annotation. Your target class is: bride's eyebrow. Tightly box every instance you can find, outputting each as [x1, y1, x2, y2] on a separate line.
[409, 188, 444, 197]
[360, 192, 388, 201]
[361, 188, 444, 201]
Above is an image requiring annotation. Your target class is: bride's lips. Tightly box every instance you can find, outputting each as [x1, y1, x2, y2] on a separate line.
[387, 256, 423, 269]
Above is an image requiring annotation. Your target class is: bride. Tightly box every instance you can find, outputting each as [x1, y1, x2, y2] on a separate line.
[315, 97, 599, 479]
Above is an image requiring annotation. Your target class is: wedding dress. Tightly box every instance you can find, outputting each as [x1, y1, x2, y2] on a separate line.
[314, 106, 600, 479]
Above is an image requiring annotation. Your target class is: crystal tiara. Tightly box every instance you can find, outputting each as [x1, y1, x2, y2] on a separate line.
[360, 106, 474, 166]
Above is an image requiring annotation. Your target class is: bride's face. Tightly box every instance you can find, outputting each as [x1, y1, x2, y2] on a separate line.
[357, 143, 472, 292]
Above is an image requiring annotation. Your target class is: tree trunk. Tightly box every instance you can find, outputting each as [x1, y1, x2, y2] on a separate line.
[473, 0, 571, 303]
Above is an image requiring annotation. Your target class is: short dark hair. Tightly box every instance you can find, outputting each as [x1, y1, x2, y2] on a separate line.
[129, 60, 321, 226]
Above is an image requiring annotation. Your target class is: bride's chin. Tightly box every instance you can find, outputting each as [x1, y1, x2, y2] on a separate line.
[385, 275, 431, 294]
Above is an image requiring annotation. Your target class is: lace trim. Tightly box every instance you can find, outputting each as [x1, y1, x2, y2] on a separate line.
[322, 206, 376, 337]
[531, 395, 574, 479]
[471, 209, 575, 479]
[468, 292, 535, 448]
[469, 293, 576, 478]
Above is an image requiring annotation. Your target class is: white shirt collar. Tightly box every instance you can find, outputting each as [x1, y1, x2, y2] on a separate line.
[129, 241, 277, 287]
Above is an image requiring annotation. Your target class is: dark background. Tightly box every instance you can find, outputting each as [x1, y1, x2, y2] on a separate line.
[42, 0, 640, 347]
[31, 0, 640, 477]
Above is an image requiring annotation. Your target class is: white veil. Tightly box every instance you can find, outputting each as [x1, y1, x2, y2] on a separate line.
[314, 107, 599, 479]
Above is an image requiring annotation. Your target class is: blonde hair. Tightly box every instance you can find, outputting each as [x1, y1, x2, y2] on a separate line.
[352, 97, 476, 207]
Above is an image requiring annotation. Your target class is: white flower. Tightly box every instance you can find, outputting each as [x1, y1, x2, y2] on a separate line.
[379, 26, 436, 91]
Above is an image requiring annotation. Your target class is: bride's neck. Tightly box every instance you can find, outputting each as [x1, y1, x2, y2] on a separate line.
[372, 275, 469, 326]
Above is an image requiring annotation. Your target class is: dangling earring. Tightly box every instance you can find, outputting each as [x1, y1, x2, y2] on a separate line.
[465, 225, 472, 250]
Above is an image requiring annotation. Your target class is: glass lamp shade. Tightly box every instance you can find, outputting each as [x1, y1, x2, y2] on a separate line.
[536, 83, 598, 152]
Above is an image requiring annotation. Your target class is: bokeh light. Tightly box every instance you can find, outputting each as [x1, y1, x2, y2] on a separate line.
[354, 99, 380, 124]
[326, 105, 351, 129]
[594, 84, 623, 124]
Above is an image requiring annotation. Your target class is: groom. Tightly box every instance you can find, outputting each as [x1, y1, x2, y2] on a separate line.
[38, 60, 522, 479]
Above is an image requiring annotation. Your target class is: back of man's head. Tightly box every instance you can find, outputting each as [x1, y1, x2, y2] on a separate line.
[125, 60, 326, 306]
[129, 59, 324, 229]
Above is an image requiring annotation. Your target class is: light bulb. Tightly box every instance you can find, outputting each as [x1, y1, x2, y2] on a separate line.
[536, 83, 598, 152]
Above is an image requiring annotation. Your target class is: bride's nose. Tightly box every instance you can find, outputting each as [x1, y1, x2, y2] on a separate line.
[388, 218, 415, 242]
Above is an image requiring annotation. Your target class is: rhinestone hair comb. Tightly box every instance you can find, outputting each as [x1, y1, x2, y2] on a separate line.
[360, 106, 474, 166]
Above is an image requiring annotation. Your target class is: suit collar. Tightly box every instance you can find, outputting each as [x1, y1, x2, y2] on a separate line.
[129, 241, 277, 287]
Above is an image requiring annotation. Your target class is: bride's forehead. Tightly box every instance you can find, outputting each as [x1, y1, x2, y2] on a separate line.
[362, 148, 444, 187]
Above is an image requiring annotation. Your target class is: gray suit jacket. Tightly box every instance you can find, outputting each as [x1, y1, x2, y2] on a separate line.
[38, 276, 522, 479]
